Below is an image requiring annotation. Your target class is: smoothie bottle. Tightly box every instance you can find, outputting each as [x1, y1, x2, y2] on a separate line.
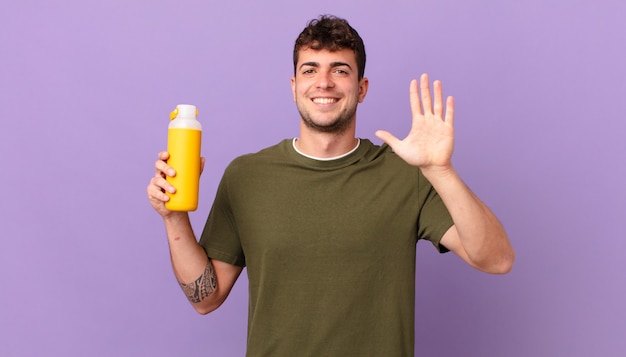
[165, 104, 202, 211]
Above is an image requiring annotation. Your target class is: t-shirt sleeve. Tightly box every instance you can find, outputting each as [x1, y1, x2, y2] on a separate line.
[198, 170, 246, 267]
[417, 172, 455, 253]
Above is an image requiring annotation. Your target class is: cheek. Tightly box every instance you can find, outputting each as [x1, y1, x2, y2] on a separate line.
[293, 88, 305, 103]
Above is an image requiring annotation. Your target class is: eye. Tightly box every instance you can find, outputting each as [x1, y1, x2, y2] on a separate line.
[333, 68, 349, 75]
[302, 68, 316, 75]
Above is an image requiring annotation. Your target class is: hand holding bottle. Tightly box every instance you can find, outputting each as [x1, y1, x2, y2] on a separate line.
[147, 104, 204, 216]
[147, 151, 206, 218]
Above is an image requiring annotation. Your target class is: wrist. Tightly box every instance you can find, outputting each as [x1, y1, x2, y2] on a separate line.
[420, 164, 456, 182]
[163, 211, 190, 225]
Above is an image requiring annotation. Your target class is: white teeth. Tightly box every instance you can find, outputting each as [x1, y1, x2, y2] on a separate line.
[312, 98, 337, 104]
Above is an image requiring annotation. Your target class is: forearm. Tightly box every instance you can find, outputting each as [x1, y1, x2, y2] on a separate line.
[423, 166, 515, 272]
[162, 212, 218, 311]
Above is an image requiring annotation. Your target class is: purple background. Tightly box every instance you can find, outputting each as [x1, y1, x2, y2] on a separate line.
[1, 0, 625, 356]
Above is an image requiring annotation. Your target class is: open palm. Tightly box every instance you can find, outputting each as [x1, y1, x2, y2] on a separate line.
[376, 73, 455, 170]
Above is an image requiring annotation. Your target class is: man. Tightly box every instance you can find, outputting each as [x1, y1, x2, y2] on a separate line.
[147, 15, 514, 356]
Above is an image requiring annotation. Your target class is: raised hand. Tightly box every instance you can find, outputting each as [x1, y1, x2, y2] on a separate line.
[375, 73, 454, 172]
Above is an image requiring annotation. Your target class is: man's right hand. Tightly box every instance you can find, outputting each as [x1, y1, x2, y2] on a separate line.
[147, 151, 207, 217]
[147, 151, 177, 218]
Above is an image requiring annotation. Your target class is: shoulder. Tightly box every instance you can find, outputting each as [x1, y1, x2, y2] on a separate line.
[225, 139, 291, 175]
[361, 140, 419, 171]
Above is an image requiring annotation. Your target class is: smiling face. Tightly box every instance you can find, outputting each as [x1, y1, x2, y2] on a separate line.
[291, 48, 369, 134]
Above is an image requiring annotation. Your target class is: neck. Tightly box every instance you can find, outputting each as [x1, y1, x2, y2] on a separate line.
[296, 123, 358, 159]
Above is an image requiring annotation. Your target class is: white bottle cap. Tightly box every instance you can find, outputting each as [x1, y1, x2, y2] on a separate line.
[175, 104, 197, 119]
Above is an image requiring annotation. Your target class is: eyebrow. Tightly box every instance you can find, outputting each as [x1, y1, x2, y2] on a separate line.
[299, 61, 353, 70]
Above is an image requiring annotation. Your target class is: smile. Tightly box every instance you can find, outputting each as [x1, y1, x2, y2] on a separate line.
[312, 97, 338, 104]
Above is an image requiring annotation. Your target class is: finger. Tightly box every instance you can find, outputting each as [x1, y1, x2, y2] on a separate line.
[155, 151, 170, 175]
[375, 130, 402, 149]
[147, 178, 173, 201]
[420, 73, 433, 115]
[433, 80, 443, 118]
[445, 96, 455, 126]
[151, 186, 171, 202]
[200, 157, 206, 175]
[155, 159, 175, 177]
[409, 79, 423, 116]
[152, 175, 176, 193]
[158, 151, 170, 160]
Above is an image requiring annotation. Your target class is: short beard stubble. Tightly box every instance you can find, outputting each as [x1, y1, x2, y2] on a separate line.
[297, 102, 357, 135]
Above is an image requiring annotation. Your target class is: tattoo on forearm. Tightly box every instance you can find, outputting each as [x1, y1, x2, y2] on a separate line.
[179, 262, 217, 303]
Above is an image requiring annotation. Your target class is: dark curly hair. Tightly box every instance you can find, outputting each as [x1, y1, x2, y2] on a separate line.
[293, 15, 366, 80]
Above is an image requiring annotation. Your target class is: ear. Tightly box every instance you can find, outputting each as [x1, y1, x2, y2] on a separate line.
[358, 77, 369, 103]
[290, 76, 297, 102]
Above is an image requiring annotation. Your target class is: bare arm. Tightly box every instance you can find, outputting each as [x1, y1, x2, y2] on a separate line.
[423, 167, 514, 274]
[376, 74, 515, 274]
[147, 151, 243, 313]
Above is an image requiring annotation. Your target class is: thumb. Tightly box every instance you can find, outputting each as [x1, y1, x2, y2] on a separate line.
[375, 130, 401, 149]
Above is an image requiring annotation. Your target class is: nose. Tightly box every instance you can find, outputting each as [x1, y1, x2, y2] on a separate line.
[316, 71, 335, 89]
